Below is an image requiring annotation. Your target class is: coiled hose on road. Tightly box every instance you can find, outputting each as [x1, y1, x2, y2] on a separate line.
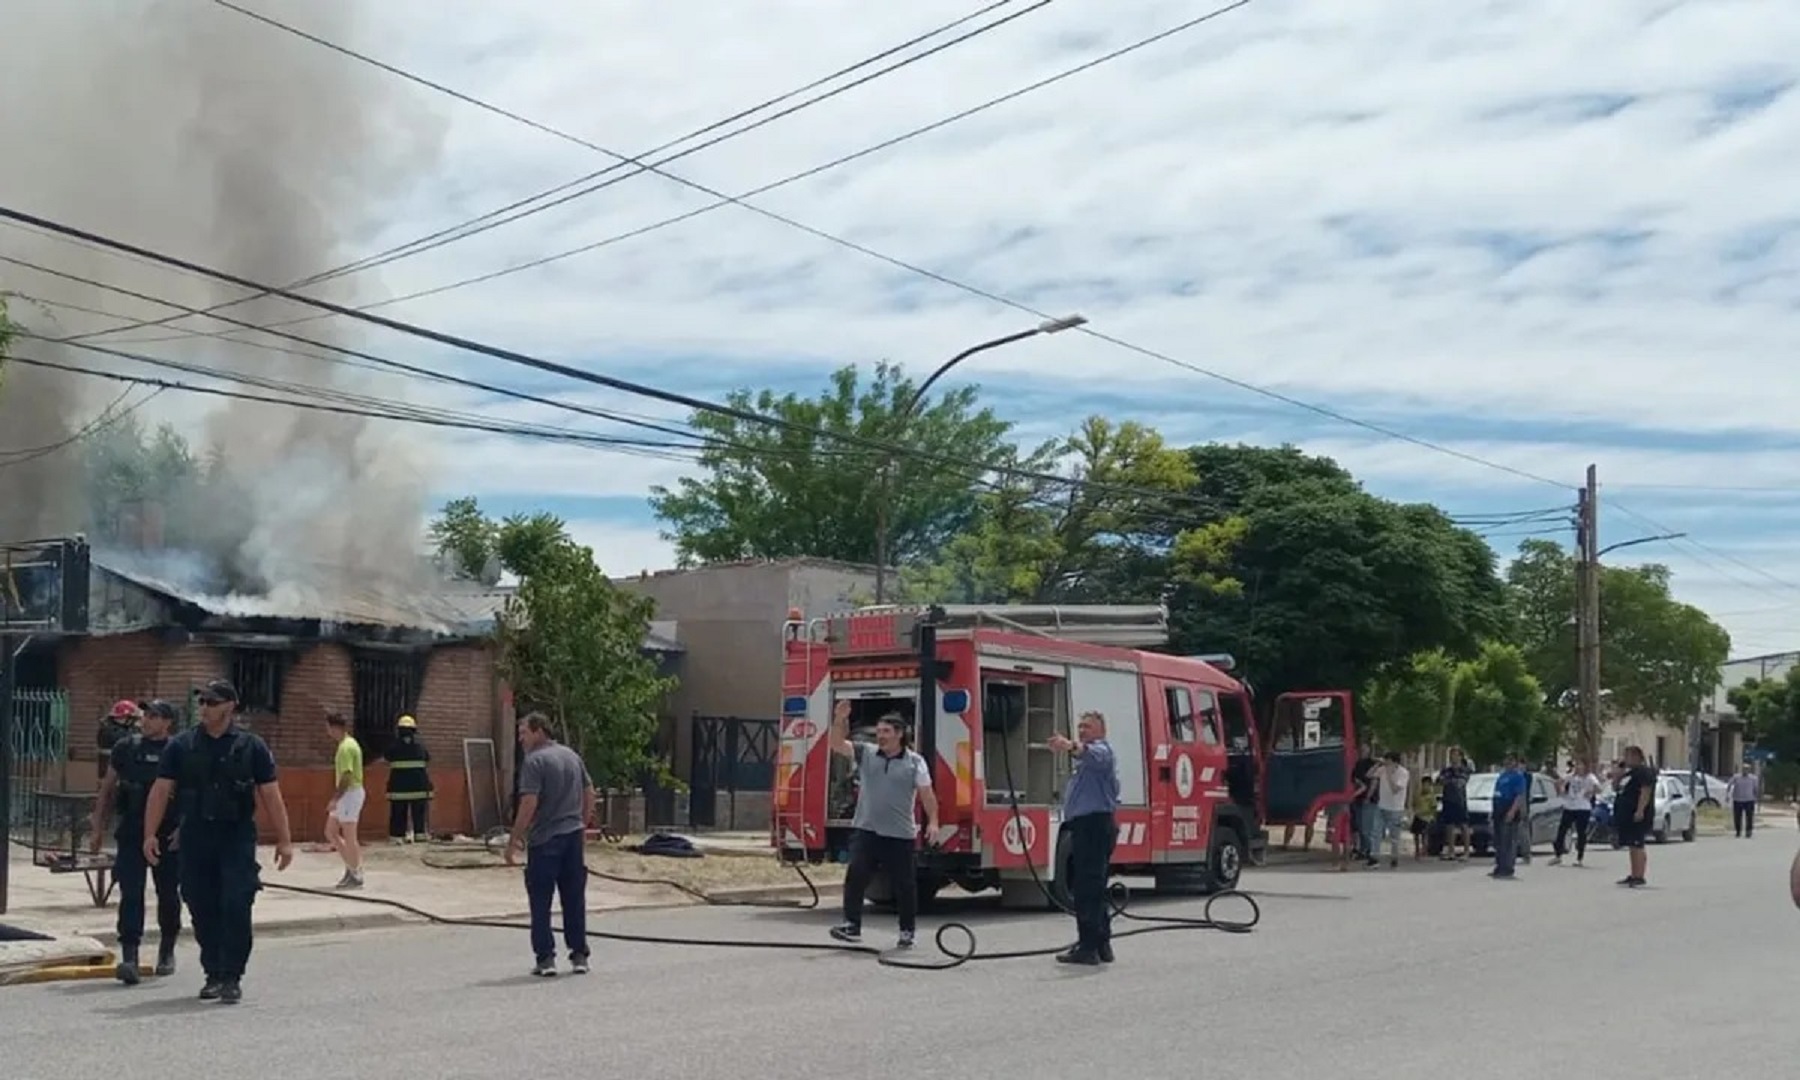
[263, 731, 1260, 970]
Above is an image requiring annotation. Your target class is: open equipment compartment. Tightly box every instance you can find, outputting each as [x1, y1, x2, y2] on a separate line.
[981, 675, 1070, 810]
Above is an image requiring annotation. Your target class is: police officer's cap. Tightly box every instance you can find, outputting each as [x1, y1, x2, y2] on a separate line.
[199, 679, 239, 705]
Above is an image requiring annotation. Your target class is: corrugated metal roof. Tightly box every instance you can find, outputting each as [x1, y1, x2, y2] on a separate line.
[90, 556, 685, 651]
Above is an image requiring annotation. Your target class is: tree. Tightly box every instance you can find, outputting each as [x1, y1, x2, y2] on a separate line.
[428, 495, 502, 584]
[1448, 641, 1551, 767]
[903, 416, 1196, 604]
[1728, 668, 1800, 763]
[648, 362, 1016, 567]
[1506, 540, 1731, 730]
[429, 499, 676, 789]
[1168, 459, 1510, 704]
[1359, 650, 1457, 751]
[78, 417, 204, 547]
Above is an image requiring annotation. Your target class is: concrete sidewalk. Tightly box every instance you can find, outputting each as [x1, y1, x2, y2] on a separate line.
[2, 835, 821, 950]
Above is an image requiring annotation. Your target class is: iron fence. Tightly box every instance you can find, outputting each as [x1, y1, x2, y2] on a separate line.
[6, 688, 70, 846]
[687, 714, 776, 829]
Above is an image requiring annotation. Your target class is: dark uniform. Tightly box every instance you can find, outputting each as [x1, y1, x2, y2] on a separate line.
[157, 699, 278, 1000]
[384, 717, 433, 841]
[109, 708, 184, 982]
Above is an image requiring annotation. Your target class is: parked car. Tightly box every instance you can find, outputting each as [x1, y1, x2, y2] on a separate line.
[1427, 771, 1563, 857]
[1660, 770, 1728, 808]
[1596, 775, 1697, 843]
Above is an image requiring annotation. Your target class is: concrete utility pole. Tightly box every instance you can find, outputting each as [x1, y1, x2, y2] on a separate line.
[1575, 464, 1602, 765]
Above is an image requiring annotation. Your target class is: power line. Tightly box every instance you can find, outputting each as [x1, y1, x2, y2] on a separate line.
[1608, 499, 1800, 600]
[0, 385, 157, 467]
[109, 1, 1257, 348]
[70, 0, 1046, 345]
[151, 0, 1574, 496]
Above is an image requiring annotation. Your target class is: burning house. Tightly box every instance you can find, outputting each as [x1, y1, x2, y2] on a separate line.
[3, 535, 684, 842]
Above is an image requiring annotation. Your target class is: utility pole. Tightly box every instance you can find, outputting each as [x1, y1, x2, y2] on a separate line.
[1575, 464, 1601, 765]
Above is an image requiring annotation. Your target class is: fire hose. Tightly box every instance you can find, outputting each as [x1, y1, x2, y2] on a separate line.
[258, 734, 1259, 970]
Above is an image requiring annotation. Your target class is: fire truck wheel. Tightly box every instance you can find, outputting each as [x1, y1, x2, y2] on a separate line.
[1208, 827, 1246, 893]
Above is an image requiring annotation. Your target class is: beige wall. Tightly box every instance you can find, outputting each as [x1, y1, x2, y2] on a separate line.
[615, 560, 878, 778]
[1596, 715, 1690, 769]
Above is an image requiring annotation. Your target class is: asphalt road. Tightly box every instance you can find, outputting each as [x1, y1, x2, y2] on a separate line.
[9, 833, 1795, 1079]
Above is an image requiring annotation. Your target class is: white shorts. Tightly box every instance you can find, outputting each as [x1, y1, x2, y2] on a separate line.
[331, 786, 367, 823]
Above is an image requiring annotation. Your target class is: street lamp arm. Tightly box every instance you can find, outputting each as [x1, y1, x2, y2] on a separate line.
[1596, 532, 1686, 558]
[899, 328, 1042, 419]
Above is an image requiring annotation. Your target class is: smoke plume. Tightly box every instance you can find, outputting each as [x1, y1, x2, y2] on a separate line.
[0, 1, 448, 606]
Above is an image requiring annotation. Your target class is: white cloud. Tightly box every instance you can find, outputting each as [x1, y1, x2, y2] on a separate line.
[4, 0, 1796, 658]
[564, 518, 677, 580]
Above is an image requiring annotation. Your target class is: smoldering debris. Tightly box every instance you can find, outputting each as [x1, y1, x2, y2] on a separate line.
[0, 0, 449, 600]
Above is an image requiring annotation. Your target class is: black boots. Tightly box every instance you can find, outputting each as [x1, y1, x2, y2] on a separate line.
[115, 945, 141, 986]
[155, 938, 177, 977]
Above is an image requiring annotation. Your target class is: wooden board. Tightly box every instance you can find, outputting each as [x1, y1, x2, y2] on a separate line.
[463, 738, 503, 835]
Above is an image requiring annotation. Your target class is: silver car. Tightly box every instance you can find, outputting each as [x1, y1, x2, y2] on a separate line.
[1427, 771, 1564, 858]
[1599, 775, 1698, 843]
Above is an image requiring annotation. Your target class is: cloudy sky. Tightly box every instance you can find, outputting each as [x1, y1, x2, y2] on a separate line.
[5, 0, 1798, 658]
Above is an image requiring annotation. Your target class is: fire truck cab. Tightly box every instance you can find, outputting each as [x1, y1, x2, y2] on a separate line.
[773, 603, 1359, 908]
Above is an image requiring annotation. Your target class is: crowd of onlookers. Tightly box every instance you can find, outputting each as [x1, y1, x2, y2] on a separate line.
[1280, 743, 1769, 889]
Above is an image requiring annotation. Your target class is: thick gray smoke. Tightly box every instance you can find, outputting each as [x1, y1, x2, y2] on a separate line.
[0, 1, 448, 609]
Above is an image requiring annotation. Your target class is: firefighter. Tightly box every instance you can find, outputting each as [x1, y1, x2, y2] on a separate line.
[96, 699, 141, 782]
[89, 699, 183, 984]
[383, 714, 433, 843]
[142, 679, 295, 1005]
[1047, 709, 1121, 966]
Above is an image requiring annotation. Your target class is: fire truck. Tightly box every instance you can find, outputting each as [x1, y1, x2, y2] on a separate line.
[773, 603, 1360, 908]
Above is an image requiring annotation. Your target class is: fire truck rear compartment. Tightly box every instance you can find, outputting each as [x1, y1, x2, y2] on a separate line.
[981, 679, 1069, 808]
[827, 693, 917, 824]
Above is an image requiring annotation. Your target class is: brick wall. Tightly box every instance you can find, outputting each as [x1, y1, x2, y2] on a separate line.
[56, 633, 499, 841]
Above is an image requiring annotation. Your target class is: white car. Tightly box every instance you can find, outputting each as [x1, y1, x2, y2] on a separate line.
[1660, 770, 1728, 808]
[1600, 775, 1697, 843]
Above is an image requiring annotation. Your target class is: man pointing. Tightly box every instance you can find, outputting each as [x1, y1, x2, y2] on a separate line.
[1048, 709, 1120, 966]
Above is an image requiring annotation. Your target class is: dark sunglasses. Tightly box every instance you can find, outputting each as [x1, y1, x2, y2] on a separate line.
[198, 695, 225, 706]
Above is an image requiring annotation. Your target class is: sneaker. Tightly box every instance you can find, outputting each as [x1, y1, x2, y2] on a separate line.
[570, 954, 590, 975]
[334, 871, 364, 890]
[1548, 856, 1563, 866]
[828, 923, 862, 944]
[532, 957, 557, 977]
[218, 980, 242, 1005]
[895, 930, 915, 950]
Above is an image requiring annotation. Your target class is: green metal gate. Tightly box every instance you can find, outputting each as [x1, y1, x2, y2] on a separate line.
[6, 688, 69, 845]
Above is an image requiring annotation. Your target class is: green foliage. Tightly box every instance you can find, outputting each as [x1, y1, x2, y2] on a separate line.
[1168, 466, 1509, 703]
[1728, 667, 1800, 764]
[1506, 540, 1732, 728]
[648, 362, 1015, 567]
[1448, 641, 1551, 767]
[430, 499, 677, 790]
[76, 417, 207, 547]
[428, 496, 501, 583]
[904, 416, 1196, 604]
[1359, 650, 1457, 751]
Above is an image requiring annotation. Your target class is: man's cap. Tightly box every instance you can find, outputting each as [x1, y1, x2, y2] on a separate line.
[143, 700, 180, 721]
[109, 699, 140, 719]
[397, 714, 417, 728]
[198, 679, 239, 705]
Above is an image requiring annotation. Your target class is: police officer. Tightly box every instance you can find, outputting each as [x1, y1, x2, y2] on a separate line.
[89, 699, 183, 984]
[383, 714, 433, 843]
[142, 679, 295, 1005]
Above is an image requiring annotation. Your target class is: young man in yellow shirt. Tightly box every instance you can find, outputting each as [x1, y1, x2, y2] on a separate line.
[325, 713, 366, 889]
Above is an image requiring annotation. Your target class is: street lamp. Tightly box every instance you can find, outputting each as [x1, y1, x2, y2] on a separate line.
[1597, 532, 1686, 558]
[873, 314, 1087, 603]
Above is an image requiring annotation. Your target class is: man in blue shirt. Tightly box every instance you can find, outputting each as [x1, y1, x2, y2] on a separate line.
[1490, 753, 1529, 879]
[1049, 709, 1121, 966]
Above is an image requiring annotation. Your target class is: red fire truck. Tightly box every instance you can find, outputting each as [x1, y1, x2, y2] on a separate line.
[773, 603, 1361, 908]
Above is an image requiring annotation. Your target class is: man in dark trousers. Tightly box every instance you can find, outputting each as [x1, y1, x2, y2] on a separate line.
[142, 680, 294, 1004]
[89, 699, 183, 984]
[827, 700, 940, 951]
[1049, 709, 1121, 966]
[1614, 745, 1657, 888]
[505, 712, 596, 977]
[383, 714, 433, 843]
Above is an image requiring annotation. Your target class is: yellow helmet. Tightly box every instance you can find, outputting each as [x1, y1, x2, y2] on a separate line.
[397, 714, 417, 728]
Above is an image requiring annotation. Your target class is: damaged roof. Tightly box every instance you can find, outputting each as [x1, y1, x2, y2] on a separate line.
[89, 556, 683, 652]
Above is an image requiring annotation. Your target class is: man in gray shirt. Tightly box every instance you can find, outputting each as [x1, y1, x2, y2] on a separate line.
[827, 699, 939, 949]
[506, 712, 596, 977]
